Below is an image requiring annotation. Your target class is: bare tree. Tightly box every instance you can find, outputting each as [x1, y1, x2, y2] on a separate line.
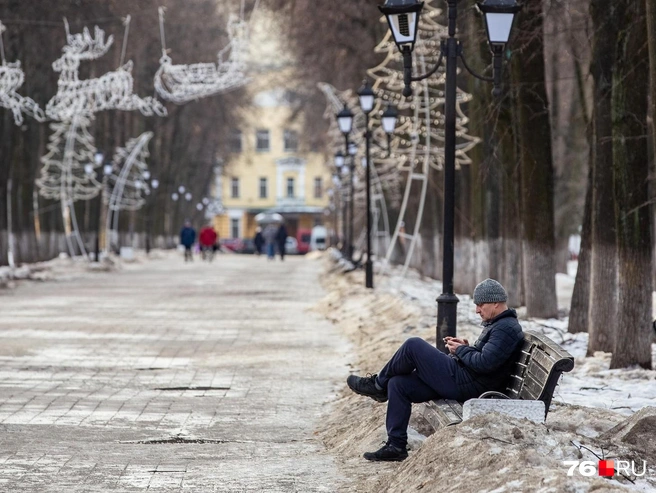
[610, 0, 652, 369]
[587, 0, 618, 354]
[511, 0, 558, 318]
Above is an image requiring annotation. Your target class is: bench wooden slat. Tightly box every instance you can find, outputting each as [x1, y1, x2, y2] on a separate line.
[420, 399, 463, 428]
[526, 357, 549, 383]
[520, 373, 543, 400]
[530, 349, 557, 372]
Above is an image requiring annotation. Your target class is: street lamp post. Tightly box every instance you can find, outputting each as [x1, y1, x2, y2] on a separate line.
[146, 178, 159, 254]
[90, 151, 108, 262]
[170, 192, 179, 247]
[379, 0, 520, 349]
[358, 80, 375, 288]
[334, 151, 346, 254]
[347, 141, 358, 261]
[336, 104, 354, 259]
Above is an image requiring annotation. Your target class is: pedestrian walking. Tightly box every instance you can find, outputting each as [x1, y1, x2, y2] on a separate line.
[254, 227, 264, 255]
[346, 279, 524, 462]
[179, 220, 196, 262]
[276, 223, 288, 261]
[262, 224, 277, 260]
[199, 223, 218, 262]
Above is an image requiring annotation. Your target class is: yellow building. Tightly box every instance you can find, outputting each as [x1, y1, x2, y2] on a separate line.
[212, 88, 332, 241]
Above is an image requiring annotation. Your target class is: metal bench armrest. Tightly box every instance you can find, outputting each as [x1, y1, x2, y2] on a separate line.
[478, 391, 510, 399]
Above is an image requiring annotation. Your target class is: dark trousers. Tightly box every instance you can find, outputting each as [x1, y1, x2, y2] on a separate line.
[184, 245, 193, 262]
[377, 337, 461, 449]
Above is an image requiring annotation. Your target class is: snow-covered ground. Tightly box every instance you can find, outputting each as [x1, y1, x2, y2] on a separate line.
[319, 252, 656, 492]
[378, 264, 656, 418]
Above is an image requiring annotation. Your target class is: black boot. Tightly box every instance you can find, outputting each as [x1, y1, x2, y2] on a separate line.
[346, 374, 387, 402]
[363, 442, 408, 462]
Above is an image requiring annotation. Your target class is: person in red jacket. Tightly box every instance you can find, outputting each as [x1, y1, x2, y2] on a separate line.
[199, 224, 218, 262]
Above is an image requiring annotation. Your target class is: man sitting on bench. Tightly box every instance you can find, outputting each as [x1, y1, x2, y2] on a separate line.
[347, 278, 524, 462]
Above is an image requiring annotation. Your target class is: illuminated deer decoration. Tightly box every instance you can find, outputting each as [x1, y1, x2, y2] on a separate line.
[154, 7, 249, 104]
[38, 19, 165, 259]
[46, 19, 166, 120]
[0, 21, 44, 125]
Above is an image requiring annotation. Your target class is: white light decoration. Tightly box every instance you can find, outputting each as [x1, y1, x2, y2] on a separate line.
[154, 7, 250, 104]
[46, 20, 166, 121]
[0, 21, 45, 125]
[36, 115, 104, 257]
[366, 0, 479, 280]
[105, 132, 153, 252]
[37, 19, 166, 259]
[106, 132, 153, 212]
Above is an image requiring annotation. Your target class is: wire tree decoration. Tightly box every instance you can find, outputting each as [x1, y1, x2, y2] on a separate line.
[154, 6, 250, 104]
[105, 132, 153, 252]
[0, 21, 45, 125]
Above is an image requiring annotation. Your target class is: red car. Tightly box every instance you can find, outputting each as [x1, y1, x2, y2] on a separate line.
[219, 238, 244, 252]
[296, 229, 311, 255]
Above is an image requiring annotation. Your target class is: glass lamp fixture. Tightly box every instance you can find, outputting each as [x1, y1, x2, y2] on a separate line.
[336, 104, 354, 135]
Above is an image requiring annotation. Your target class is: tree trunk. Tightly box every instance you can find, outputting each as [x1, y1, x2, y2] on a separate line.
[588, 0, 619, 354]
[648, 0, 656, 159]
[511, 0, 558, 318]
[610, 0, 652, 369]
[568, 157, 593, 333]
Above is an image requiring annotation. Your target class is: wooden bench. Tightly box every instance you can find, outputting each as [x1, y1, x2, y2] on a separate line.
[419, 330, 575, 429]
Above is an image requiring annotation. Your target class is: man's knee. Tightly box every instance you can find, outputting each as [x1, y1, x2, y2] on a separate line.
[402, 337, 428, 353]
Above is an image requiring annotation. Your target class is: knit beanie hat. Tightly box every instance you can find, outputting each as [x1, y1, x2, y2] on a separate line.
[473, 278, 508, 304]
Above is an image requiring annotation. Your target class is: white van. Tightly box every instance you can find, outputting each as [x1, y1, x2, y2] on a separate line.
[310, 226, 327, 251]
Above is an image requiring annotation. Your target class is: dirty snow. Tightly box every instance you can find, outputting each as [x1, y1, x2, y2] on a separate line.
[313, 251, 656, 492]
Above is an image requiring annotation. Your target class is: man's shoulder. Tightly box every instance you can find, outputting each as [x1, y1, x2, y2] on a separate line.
[490, 312, 523, 335]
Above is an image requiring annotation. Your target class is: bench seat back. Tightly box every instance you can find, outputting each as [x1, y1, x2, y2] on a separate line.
[503, 330, 574, 414]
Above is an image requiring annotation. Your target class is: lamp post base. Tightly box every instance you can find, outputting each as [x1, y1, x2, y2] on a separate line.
[365, 259, 373, 289]
[436, 292, 459, 352]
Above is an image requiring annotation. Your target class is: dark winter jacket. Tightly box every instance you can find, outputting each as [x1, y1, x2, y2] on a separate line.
[453, 309, 524, 400]
[275, 225, 288, 246]
[179, 226, 196, 247]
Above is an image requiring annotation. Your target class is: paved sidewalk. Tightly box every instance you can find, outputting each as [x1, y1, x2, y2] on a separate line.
[0, 254, 351, 491]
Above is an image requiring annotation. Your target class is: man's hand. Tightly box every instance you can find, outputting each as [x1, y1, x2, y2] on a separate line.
[443, 336, 469, 355]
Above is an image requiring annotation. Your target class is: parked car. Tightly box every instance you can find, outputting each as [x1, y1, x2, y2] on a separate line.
[285, 236, 299, 255]
[238, 238, 256, 254]
[310, 226, 327, 251]
[219, 238, 244, 252]
[296, 228, 311, 255]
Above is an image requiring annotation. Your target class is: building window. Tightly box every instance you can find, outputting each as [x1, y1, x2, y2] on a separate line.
[283, 129, 298, 152]
[259, 177, 268, 199]
[287, 177, 295, 198]
[230, 129, 242, 153]
[230, 218, 239, 238]
[256, 129, 270, 152]
[231, 177, 239, 198]
[314, 177, 323, 199]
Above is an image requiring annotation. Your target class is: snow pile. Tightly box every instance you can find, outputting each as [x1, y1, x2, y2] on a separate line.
[314, 252, 656, 492]
[0, 249, 173, 287]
